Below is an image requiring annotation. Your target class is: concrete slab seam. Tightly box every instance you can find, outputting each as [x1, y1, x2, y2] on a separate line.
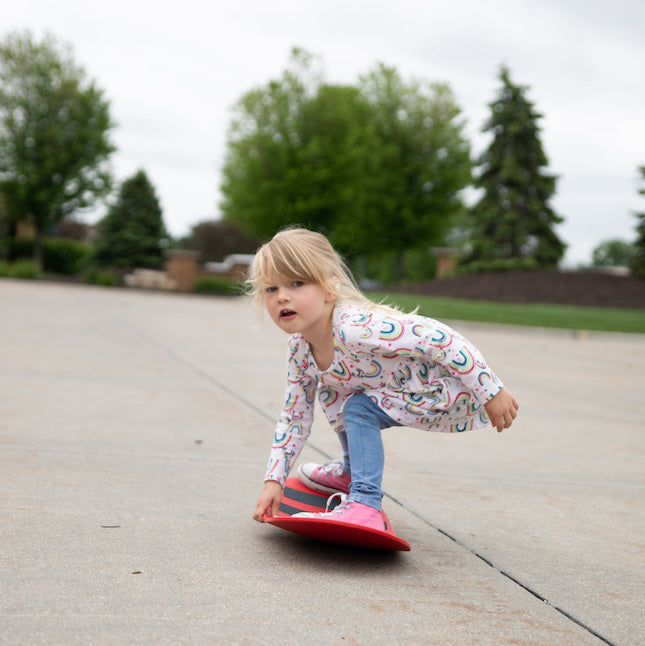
[389, 496, 618, 646]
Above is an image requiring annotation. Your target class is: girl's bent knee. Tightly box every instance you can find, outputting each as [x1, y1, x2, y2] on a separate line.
[344, 393, 371, 414]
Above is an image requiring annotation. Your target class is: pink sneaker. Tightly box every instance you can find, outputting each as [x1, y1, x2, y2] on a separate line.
[295, 494, 385, 532]
[297, 460, 351, 494]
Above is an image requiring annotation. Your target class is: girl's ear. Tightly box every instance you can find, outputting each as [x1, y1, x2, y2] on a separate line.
[325, 277, 340, 303]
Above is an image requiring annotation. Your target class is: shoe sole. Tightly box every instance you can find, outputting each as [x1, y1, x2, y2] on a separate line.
[296, 464, 350, 495]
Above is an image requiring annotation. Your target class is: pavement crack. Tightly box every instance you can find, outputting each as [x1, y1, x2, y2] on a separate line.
[116, 314, 619, 646]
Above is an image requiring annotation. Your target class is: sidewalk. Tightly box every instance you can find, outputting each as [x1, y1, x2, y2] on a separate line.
[1, 279, 643, 645]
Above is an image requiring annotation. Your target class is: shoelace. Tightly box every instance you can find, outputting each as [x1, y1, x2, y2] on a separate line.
[325, 492, 348, 513]
[320, 460, 344, 477]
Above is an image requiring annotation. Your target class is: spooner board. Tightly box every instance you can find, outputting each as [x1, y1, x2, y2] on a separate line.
[263, 477, 411, 551]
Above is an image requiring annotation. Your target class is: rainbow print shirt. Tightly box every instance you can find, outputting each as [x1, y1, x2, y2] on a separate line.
[265, 303, 504, 485]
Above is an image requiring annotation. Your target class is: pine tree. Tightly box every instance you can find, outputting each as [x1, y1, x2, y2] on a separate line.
[632, 165, 645, 278]
[94, 170, 167, 268]
[467, 66, 566, 268]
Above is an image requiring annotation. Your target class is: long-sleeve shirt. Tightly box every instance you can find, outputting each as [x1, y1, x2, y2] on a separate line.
[264, 303, 504, 485]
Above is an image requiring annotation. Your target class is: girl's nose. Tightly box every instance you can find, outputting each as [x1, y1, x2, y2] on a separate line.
[277, 287, 290, 302]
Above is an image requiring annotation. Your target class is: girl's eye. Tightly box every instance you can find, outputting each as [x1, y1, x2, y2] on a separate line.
[265, 286, 277, 293]
[292, 281, 304, 288]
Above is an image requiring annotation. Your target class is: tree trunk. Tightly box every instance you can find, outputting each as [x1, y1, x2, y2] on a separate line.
[395, 250, 405, 285]
[33, 228, 43, 270]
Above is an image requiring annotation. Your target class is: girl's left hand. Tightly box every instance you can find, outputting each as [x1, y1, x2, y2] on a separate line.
[484, 388, 519, 432]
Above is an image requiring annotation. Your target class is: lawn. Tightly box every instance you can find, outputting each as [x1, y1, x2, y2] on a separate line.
[371, 292, 645, 334]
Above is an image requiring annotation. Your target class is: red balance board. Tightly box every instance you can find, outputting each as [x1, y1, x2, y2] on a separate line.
[264, 477, 411, 551]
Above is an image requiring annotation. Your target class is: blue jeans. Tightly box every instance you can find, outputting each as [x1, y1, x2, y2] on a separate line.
[336, 393, 401, 511]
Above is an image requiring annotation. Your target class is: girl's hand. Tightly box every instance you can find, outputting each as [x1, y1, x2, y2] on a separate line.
[484, 388, 519, 432]
[252, 481, 283, 522]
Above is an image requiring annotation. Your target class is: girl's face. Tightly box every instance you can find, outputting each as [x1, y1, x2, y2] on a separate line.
[263, 275, 336, 341]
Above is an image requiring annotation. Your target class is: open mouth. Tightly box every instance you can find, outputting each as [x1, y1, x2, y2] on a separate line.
[280, 309, 296, 319]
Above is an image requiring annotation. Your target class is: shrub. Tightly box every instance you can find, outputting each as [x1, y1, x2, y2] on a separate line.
[0, 260, 10, 276]
[84, 268, 120, 287]
[456, 257, 540, 275]
[7, 237, 91, 274]
[9, 260, 40, 279]
[7, 238, 34, 261]
[193, 277, 241, 295]
[43, 238, 92, 275]
[360, 249, 438, 285]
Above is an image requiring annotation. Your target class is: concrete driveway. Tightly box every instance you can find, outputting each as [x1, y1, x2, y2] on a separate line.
[1, 279, 642, 645]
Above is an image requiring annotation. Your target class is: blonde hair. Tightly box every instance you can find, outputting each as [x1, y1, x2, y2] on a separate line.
[248, 227, 394, 312]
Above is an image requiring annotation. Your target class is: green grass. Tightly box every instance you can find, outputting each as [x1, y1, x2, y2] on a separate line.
[192, 276, 241, 295]
[371, 292, 645, 334]
[7, 260, 40, 280]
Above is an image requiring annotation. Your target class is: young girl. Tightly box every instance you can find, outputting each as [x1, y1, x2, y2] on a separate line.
[251, 228, 518, 530]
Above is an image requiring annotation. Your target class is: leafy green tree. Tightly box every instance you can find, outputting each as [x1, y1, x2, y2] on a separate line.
[632, 165, 645, 278]
[220, 48, 314, 238]
[220, 51, 472, 282]
[56, 216, 92, 241]
[0, 191, 8, 258]
[291, 83, 383, 251]
[0, 31, 114, 264]
[467, 65, 566, 267]
[591, 238, 635, 267]
[359, 64, 471, 278]
[94, 170, 167, 268]
[180, 219, 259, 262]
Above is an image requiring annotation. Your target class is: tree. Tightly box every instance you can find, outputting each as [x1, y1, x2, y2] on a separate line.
[591, 238, 635, 267]
[180, 219, 259, 262]
[220, 51, 472, 281]
[358, 64, 471, 277]
[0, 190, 8, 258]
[94, 170, 167, 268]
[220, 48, 316, 238]
[56, 216, 92, 241]
[467, 65, 566, 267]
[291, 82, 383, 251]
[0, 31, 114, 264]
[632, 165, 645, 278]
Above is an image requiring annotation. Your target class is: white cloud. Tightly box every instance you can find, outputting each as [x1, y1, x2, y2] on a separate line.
[5, 0, 644, 263]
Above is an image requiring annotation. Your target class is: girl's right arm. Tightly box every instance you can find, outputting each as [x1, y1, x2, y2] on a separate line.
[253, 336, 315, 522]
[252, 480, 283, 522]
[263, 337, 316, 485]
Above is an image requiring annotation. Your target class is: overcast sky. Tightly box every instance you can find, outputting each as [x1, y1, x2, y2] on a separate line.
[6, 0, 645, 265]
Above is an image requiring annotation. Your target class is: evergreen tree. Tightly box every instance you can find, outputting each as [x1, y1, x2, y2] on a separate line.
[632, 165, 645, 278]
[467, 66, 566, 267]
[94, 170, 167, 268]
